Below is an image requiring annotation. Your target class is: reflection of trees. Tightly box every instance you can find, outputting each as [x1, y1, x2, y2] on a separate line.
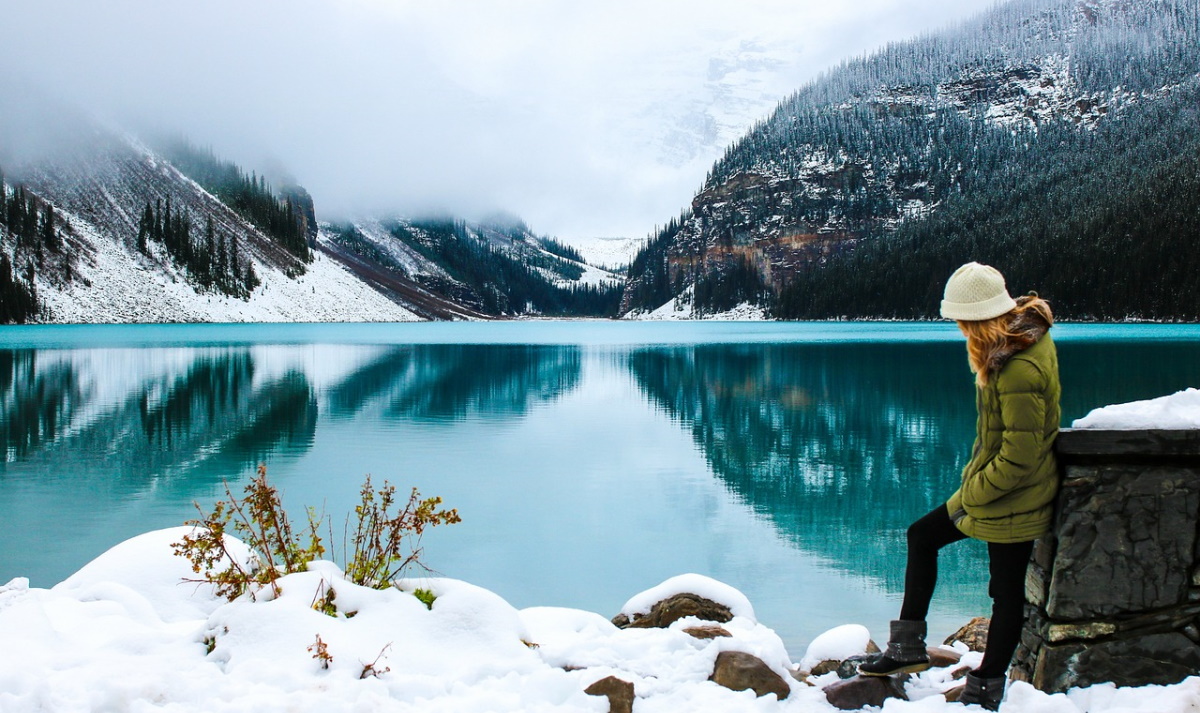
[0, 351, 82, 459]
[629, 343, 983, 591]
[0, 350, 317, 494]
[126, 354, 316, 484]
[328, 345, 582, 421]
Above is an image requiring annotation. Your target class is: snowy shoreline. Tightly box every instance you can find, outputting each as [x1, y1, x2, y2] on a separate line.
[3, 526, 1198, 712]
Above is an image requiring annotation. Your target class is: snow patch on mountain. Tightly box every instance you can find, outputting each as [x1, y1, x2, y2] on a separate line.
[623, 286, 767, 322]
[545, 259, 622, 289]
[335, 220, 452, 281]
[39, 210, 418, 323]
[563, 236, 648, 270]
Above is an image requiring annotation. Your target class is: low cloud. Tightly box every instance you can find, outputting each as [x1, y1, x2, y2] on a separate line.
[1, 0, 996, 240]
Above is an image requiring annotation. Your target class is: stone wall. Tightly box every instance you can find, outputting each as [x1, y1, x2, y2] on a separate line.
[1012, 429, 1200, 692]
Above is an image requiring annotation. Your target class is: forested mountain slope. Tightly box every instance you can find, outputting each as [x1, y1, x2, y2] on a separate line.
[621, 0, 1200, 320]
[321, 218, 623, 319]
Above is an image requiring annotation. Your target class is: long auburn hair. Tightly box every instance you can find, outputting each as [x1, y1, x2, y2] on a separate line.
[958, 295, 1053, 387]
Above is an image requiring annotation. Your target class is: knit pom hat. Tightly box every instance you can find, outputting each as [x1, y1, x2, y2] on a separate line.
[940, 262, 1017, 321]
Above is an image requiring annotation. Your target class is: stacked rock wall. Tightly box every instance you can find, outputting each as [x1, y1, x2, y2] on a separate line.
[1012, 429, 1200, 692]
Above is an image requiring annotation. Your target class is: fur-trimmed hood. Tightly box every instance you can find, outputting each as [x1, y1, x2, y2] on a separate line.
[986, 295, 1052, 374]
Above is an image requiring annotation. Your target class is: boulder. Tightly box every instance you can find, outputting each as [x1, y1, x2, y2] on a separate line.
[1037, 632, 1200, 690]
[613, 593, 734, 629]
[810, 659, 841, 676]
[710, 651, 791, 699]
[833, 654, 874, 679]
[927, 646, 964, 668]
[945, 617, 990, 652]
[683, 625, 732, 639]
[584, 675, 635, 713]
[823, 674, 908, 710]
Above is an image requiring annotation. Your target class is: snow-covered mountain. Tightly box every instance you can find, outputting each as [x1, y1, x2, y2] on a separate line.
[621, 0, 1200, 321]
[0, 100, 421, 323]
[0, 99, 622, 324]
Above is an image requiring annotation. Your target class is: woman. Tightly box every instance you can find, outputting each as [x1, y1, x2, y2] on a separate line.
[858, 262, 1060, 711]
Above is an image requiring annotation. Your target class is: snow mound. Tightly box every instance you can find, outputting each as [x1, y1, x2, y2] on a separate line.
[619, 573, 755, 623]
[800, 624, 873, 670]
[53, 526, 251, 623]
[1072, 388, 1200, 430]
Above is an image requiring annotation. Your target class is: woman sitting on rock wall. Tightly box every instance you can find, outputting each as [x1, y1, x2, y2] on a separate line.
[858, 262, 1060, 711]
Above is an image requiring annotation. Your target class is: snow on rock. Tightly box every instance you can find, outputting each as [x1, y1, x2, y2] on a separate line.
[1072, 388, 1200, 430]
[620, 573, 756, 623]
[4, 530, 1200, 712]
[800, 624, 873, 670]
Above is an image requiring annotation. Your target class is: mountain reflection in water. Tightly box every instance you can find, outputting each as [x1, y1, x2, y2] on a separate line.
[629, 342, 981, 592]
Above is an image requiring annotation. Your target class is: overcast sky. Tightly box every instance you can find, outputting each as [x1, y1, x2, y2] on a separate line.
[1, 0, 999, 242]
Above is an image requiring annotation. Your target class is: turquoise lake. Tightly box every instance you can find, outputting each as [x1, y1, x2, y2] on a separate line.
[2, 321, 1199, 655]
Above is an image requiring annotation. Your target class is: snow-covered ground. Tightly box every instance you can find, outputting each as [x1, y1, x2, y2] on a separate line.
[554, 259, 623, 289]
[4, 527, 1198, 712]
[624, 287, 768, 321]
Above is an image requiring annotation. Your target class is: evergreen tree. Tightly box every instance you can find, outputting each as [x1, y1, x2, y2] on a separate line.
[41, 204, 59, 252]
[229, 234, 240, 277]
[137, 202, 152, 254]
[204, 217, 217, 286]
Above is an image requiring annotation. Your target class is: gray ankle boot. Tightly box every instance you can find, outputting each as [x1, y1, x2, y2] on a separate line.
[959, 672, 1005, 710]
[857, 620, 931, 677]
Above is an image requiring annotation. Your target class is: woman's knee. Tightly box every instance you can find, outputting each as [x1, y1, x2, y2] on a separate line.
[906, 520, 931, 548]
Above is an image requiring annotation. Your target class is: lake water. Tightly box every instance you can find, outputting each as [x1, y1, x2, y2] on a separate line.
[2, 321, 1199, 655]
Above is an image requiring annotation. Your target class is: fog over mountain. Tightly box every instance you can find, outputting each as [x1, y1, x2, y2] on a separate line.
[0, 0, 996, 241]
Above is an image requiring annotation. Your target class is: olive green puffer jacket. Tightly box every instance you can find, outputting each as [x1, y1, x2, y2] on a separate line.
[946, 327, 1061, 544]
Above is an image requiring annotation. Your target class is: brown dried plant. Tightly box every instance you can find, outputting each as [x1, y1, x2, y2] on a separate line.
[343, 475, 462, 588]
[173, 465, 459, 603]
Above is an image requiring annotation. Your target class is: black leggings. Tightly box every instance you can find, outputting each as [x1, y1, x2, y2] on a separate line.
[898, 505, 1034, 679]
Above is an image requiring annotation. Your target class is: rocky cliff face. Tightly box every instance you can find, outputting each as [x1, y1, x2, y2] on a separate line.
[282, 184, 320, 248]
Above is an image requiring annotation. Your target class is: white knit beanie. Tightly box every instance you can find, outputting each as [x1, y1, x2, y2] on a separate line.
[940, 262, 1017, 321]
